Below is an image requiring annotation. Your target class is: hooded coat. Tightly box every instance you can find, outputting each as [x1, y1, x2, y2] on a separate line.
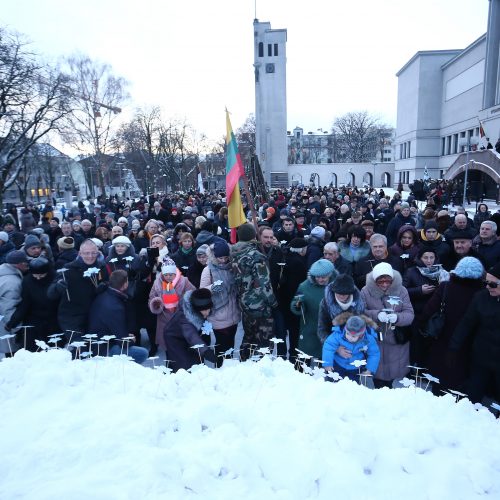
[199, 247, 240, 330]
[360, 270, 414, 381]
[148, 269, 195, 350]
[388, 225, 420, 275]
[420, 272, 484, 391]
[317, 284, 365, 343]
[385, 211, 416, 247]
[163, 290, 211, 372]
[0, 264, 23, 353]
[290, 272, 333, 359]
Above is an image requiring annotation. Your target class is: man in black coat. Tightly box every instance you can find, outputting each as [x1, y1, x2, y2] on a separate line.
[444, 228, 487, 271]
[88, 270, 148, 364]
[323, 242, 353, 276]
[449, 263, 500, 404]
[47, 239, 107, 340]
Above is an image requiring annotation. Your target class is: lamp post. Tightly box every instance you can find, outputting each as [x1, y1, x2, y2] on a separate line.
[459, 136, 471, 206]
[145, 165, 150, 195]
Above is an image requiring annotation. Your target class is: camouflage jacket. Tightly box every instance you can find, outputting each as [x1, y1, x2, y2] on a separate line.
[231, 240, 278, 315]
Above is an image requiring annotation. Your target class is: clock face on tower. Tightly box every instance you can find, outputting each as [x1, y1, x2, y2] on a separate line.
[265, 63, 275, 74]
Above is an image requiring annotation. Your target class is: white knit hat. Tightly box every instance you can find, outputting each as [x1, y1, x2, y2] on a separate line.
[112, 236, 131, 247]
[372, 262, 394, 281]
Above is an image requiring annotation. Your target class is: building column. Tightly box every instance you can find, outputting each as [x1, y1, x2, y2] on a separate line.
[483, 0, 500, 108]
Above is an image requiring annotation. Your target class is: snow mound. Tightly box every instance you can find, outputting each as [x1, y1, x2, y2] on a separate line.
[0, 350, 499, 499]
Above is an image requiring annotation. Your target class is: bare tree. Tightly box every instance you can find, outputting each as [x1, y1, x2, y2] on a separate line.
[0, 28, 71, 208]
[235, 113, 256, 166]
[62, 54, 128, 195]
[331, 111, 393, 163]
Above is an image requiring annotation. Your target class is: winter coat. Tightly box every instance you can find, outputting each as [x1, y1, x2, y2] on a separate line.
[388, 225, 420, 275]
[473, 236, 500, 271]
[275, 250, 308, 311]
[323, 315, 380, 373]
[353, 253, 403, 289]
[417, 231, 451, 267]
[0, 264, 23, 353]
[171, 247, 196, 276]
[385, 212, 416, 247]
[290, 274, 332, 359]
[0, 240, 15, 264]
[360, 270, 414, 381]
[231, 240, 277, 317]
[332, 254, 353, 276]
[88, 286, 133, 341]
[473, 208, 491, 228]
[338, 241, 371, 264]
[199, 249, 240, 330]
[7, 270, 60, 351]
[163, 291, 211, 372]
[187, 259, 206, 289]
[317, 285, 365, 343]
[19, 210, 36, 233]
[420, 274, 484, 390]
[47, 257, 107, 337]
[148, 270, 195, 350]
[305, 236, 325, 269]
[403, 262, 449, 316]
[105, 245, 146, 299]
[54, 248, 78, 270]
[449, 289, 500, 372]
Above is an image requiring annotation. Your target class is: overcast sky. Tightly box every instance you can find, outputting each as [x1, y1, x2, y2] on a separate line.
[3, 0, 489, 145]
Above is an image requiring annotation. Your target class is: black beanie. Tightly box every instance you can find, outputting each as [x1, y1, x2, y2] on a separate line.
[29, 256, 51, 274]
[237, 223, 256, 242]
[424, 220, 438, 231]
[213, 239, 230, 257]
[190, 288, 213, 311]
[331, 274, 355, 295]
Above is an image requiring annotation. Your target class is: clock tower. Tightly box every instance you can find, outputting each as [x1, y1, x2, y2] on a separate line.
[253, 19, 288, 188]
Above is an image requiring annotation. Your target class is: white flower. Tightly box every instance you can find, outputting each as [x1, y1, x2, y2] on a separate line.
[201, 321, 213, 335]
[35, 339, 50, 351]
[82, 334, 98, 339]
[0, 334, 15, 340]
[101, 335, 116, 341]
[124, 256, 134, 262]
[270, 337, 284, 344]
[213, 280, 223, 286]
[387, 296, 402, 307]
[491, 402, 500, 412]
[109, 258, 118, 263]
[422, 373, 440, 384]
[400, 254, 410, 259]
[257, 347, 270, 355]
[326, 371, 343, 381]
[190, 344, 206, 350]
[350, 359, 367, 368]
[401, 377, 415, 387]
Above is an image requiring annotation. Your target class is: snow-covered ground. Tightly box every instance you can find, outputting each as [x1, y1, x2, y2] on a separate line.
[1, 350, 499, 500]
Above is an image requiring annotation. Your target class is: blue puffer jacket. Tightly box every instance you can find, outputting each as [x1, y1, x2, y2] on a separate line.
[323, 321, 380, 373]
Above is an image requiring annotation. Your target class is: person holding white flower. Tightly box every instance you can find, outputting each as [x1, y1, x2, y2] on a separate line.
[47, 239, 106, 341]
[323, 315, 380, 388]
[360, 262, 414, 388]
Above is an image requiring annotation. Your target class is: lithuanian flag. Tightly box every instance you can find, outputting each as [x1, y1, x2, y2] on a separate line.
[225, 111, 247, 237]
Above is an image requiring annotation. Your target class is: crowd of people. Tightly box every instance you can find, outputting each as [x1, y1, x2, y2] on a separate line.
[0, 185, 499, 405]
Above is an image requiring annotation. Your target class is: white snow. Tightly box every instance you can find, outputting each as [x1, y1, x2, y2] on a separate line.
[1, 349, 499, 499]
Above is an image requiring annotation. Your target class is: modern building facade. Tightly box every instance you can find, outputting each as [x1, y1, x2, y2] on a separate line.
[395, 0, 500, 197]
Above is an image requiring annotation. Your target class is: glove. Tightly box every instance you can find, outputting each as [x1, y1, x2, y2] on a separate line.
[203, 349, 216, 364]
[139, 247, 148, 257]
[378, 311, 390, 323]
[387, 313, 398, 323]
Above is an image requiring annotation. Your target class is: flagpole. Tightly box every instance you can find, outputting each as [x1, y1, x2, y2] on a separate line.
[241, 170, 260, 234]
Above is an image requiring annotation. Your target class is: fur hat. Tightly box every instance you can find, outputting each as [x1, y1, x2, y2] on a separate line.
[161, 257, 177, 275]
[309, 258, 335, 277]
[345, 316, 366, 335]
[29, 256, 51, 274]
[190, 288, 213, 311]
[331, 274, 355, 295]
[451, 257, 484, 279]
[488, 262, 500, 280]
[24, 234, 41, 250]
[213, 239, 230, 257]
[237, 223, 256, 242]
[372, 262, 394, 280]
[112, 236, 131, 247]
[57, 237, 75, 250]
[0, 231, 8, 243]
[6, 250, 28, 265]
[310, 226, 326, 239]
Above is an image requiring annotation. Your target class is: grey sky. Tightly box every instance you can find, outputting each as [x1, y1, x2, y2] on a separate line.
[3, 0, 489, 144]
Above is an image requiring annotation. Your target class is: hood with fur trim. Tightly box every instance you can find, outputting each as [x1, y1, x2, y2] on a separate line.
[181, 290, 206, 331]
[331, 311, 378, 330]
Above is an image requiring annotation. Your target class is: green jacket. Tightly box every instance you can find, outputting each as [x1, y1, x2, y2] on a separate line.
[291, 275, 330, 359]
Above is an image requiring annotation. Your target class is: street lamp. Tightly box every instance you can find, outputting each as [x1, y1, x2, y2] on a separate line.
[458, 136, 477, 206]
[145, 165, 150, 195]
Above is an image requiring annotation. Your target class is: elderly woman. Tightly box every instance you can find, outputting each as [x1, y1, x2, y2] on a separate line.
[360, 262, 414, 388]
[149, 257, 195, 354]
[290, 259, 336, 361]
[199, 239, 240, 366]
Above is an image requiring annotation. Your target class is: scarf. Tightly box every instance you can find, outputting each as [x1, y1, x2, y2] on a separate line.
[336, 294, 354, 311]
[161, 270, 181, 310]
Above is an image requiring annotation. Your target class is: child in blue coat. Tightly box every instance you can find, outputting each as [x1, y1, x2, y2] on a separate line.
[323, 315, 380, 384]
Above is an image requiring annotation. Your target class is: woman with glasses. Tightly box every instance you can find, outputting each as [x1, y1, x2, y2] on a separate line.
[360, 262, 414, 388]
[449, 263, 500, 404]
[420, 257, 485, 394]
